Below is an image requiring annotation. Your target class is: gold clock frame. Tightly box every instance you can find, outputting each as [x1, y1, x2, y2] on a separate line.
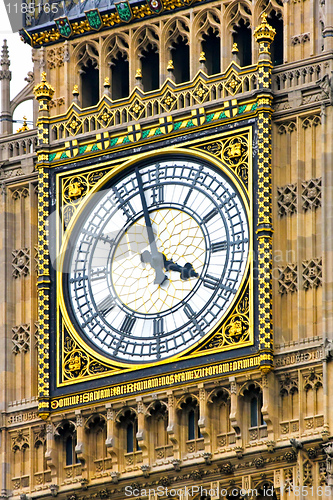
[54, 129, 253, 388]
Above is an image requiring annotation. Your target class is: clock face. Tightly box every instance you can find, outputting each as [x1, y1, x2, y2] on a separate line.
[64, 156, 249, 363]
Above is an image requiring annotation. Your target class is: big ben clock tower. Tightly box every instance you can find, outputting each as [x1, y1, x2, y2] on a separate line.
[1, 0, 333, 499]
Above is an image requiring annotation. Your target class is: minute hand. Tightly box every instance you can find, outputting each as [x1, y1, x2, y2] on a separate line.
[135, 168, 166, 285]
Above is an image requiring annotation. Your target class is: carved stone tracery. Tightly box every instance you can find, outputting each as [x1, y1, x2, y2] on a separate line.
[303, 370, 323, 391]
[278, 263, 298, 294]
[279, 374, 298, 396]
[12, 248, 30, 278]
[34, 425, 46, 447]
[85, 413, 106, 431]
[47, 46, 65, 69]
[12, 430, 30, 451]
[12, 324, 30, 354]
[302, 258, 322, 290]
[277, 120, 297, 134]
[146, 400, 168, 418]
[302, 177, 321, 210]
[135, 26, 159, 57]
[106, 34, 129, 65]
[301, 114, 321, 129]
[76, 43, 99, 73]
[194, 9, 221, 41]
[277, 183, 297, 216]
[227, 2, 252, 32]
[165, 18, 190, 49]
[291, 33, 311, 45]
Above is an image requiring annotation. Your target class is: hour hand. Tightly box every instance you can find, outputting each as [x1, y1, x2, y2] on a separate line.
[163, 255, 199, 280]
[141, 250, 167, 285]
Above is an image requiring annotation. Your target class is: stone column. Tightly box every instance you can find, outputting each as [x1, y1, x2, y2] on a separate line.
[167, 390, 180, 461]
[253, 14, 276, 374]
[198, 384, 210, 454]
[105, 404, 118, 471]
[0, 40, 12, 135]
[33, 72, 55, 420]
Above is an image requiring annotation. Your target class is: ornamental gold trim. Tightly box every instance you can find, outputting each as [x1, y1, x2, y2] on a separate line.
[193, 131, 249, 189]
[62, 167, 111, 231]
[197, 284, 251, 353]
[62, 324, 118, 382]
[52, 353, 262, 412]
[55, 140, 253, 386]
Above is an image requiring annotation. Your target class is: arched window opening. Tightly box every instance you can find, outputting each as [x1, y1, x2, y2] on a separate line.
[55, 420, 79, 467]
[188, 409, 195, 440]
[111, 54, 129, 100]
[171, 36, 190, 84]
[80, 59, 99, 108]
[65, 436, 75, 466]
[233, 19, 252, 66]
[243, 384, 265, 440]
[202, 28, 220, 75]
[179, 396, 202, 444]
[126, 422, 134, 453]
[147, 400, 168, 450]
[118, 409, 140, 455]
[141, 44, 159, 91]
[269, 11, 283, 65]
[250, 397, 259, 427]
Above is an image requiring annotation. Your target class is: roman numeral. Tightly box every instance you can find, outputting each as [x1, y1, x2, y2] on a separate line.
[203, 274, 220, 290]
[182, 188, 193, 207]
[211, 241, 228, 253]
[202, 207, 218, 224]
[184, 303, 196, 319]
[153, 317, 164, 336]
[69, 272, 87, 285]
[97, 296, 115, 316]
[120, 314, 136, 334]
[90, 267, 107, 281]
[113, 187, 135, 221]
[151, 185, 164, 205]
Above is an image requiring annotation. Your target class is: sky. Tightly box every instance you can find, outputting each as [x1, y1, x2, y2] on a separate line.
[0, 2, 34, 131]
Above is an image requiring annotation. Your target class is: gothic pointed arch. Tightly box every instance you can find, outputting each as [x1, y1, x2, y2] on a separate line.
[256, 0, 284, 65]
[105, 33, 130, 100]
[74, 42, 100, 107]
[85, 414, 108, 472]
[207, 387, 234, 450]
[193, 8, 221, 75]
[85, 413, 106, 432]
[225, 1, 253, 67]
[54, 420, 78, 467]
[134, 26, 160, 91]
[115, 406, 138, 423]
[176, 393, 199, 411]
[163, 17, 190, 83]
[146, 399, 168, 417]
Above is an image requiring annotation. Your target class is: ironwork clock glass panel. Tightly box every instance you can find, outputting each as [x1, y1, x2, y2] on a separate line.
[65, 156, 250, 363]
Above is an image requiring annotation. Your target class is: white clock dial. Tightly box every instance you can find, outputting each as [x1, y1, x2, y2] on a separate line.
[65, 157, 250, 363]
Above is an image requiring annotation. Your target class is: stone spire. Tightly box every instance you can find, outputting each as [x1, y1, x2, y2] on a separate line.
[0, 40, 13, 134]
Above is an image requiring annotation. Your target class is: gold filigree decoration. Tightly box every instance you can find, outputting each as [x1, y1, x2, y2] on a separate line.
[62, 169, 110, 229]
[65, 114, 82, 136]
[63, 329, 113, 381]
[193, 82, 209, 103]
[67, 181, 83, 199]
[200, 288, 249, 351]
[196, 134, 249, 186]
[129, 99, 145, 120]
[97, 107, 114, 128]
[225, 73, 242, 95]
[160, 91, 177, 112]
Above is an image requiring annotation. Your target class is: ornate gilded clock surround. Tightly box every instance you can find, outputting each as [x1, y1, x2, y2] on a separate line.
[56, 137, 253, 381]
[35, 35, 274, 413]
